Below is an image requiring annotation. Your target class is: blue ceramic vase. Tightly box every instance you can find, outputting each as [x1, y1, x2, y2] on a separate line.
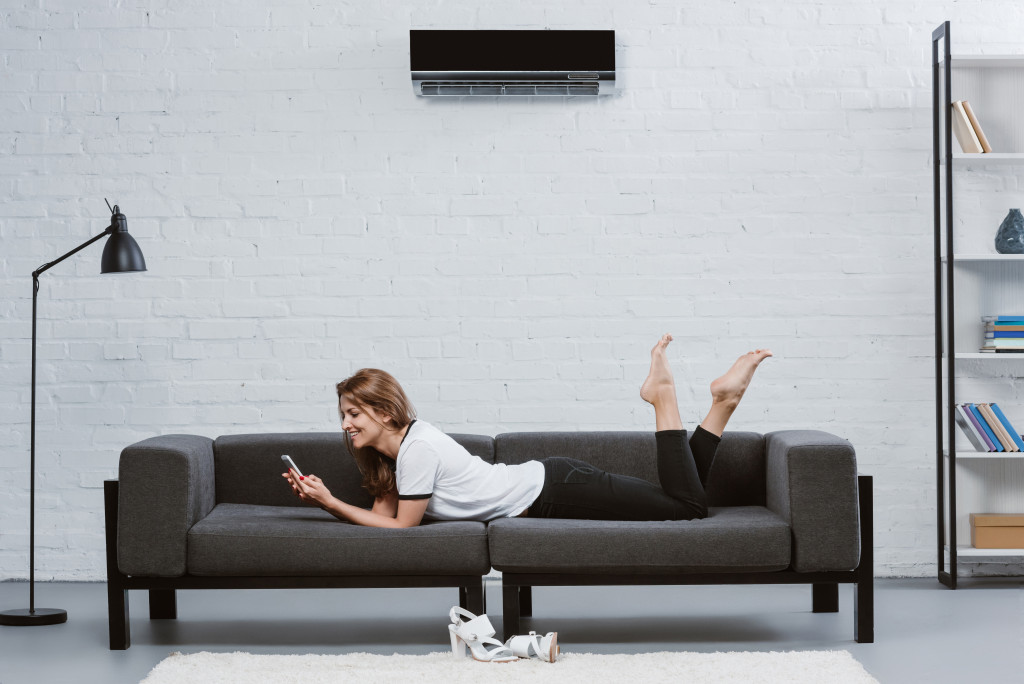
[995, 209, 1024, 254]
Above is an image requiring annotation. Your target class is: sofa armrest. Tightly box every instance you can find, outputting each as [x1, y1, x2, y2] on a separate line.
[117, 434, 216, 577]
[764, 430, 860, 573]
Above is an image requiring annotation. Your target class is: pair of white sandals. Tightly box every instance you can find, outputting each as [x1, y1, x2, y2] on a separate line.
[448, 607, 559, 663]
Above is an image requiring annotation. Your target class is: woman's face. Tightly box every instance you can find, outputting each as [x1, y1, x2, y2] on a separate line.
[339, 395, 391, 449]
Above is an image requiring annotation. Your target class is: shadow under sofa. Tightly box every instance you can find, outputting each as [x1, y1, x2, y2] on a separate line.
[104, 428, 872, 649]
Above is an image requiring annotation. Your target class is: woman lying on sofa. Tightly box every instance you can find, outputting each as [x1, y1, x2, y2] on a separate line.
[284, 334, 771, 528]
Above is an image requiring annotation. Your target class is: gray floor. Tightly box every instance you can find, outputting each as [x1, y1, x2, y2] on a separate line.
[0, 578, 1022, 684]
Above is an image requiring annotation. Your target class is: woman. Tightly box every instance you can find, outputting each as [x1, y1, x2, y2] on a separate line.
[284, 334, 772, 527]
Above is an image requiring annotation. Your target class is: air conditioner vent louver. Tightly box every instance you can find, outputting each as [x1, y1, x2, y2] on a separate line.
[420, 81, 601, 97]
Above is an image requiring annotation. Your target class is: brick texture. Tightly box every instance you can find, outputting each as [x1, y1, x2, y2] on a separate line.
[3, 1, 1024, 580]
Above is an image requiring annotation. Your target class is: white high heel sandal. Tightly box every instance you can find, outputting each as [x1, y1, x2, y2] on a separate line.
[448, 607, 518, 663]
[505, 630, 559, 663]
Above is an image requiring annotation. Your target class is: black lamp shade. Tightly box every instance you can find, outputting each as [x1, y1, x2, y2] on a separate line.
[100, 210, 147, 274]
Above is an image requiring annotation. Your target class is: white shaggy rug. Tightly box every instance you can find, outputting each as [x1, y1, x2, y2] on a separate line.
[140, 649, 879, 684]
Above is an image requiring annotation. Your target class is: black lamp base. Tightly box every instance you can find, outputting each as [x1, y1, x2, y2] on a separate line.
[0, 608, 68, 626]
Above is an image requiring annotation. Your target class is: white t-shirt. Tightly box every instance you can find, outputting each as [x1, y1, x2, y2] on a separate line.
[395, 420, 545, 522]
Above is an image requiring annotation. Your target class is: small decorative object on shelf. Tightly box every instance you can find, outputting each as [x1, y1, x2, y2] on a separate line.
[995, 208, 1024, 253]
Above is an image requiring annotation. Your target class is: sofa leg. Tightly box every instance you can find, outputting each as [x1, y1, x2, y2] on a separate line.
[502, 582, 521, 641]
[149, 589, 177, 620]
[812, 582, 838, 613]
[462, 581, 485, 616]
[855, 474, 874, 643]
[104, 480, 130, 650]
[519, 585, 532, 617]
[855, 574, 874, 643]
[107, 585, 130, 650]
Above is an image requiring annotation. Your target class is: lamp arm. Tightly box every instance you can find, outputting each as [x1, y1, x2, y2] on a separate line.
[32, 225, 113, 279]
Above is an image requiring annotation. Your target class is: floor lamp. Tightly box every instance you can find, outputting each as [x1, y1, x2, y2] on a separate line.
[0, 202, 146, 626]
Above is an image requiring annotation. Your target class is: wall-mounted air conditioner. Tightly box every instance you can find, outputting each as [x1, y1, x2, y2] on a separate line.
[410, 30, 615, 97]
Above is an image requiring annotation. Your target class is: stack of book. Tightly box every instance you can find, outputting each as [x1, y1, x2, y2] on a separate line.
[981, 316, 1024, 353]
[954, 402, 1024, 452]
[951, 100, 992, 153]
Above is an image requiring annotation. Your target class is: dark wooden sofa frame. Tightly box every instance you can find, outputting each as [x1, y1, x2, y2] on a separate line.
[103, 480, 486, 650]
[502, 475, 873, 643]
[104, 475, 872, 648]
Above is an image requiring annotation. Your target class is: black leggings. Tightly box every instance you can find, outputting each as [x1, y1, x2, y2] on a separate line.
[527, 427, 720, 521]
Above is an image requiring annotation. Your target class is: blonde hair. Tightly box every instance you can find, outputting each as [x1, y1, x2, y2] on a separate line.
[336, 368, 416, 498]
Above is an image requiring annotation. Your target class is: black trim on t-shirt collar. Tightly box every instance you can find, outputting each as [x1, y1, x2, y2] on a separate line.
[400, 419, 417, 446]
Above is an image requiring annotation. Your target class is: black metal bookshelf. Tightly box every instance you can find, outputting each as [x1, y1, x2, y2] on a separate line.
[933, 21, 1024, 588]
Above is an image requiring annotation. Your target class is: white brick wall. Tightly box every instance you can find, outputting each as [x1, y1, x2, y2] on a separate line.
[3, 0, 1024, 580]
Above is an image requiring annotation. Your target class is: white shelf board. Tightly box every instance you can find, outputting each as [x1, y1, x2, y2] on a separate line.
[952, 353, 1024, 360]
[947, 55, 1024, 67]
[941, 153, 1024, 164]
[944, 449, 1024, 459]
[942, 254, 1024, 262]
[947, 545, 1024, 559]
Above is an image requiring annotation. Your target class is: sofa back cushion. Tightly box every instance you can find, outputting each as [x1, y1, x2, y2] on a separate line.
[213, 432, 494, 507]
[494, 430, 766, 507]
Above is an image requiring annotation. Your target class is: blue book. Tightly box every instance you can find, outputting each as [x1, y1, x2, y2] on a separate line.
[987, 332, 1024, 338]
[968, 403, 1004, 451]
[964, 405, 997, 451]
[996, 316, 1024, 322]
[989, 403, 1024, 452]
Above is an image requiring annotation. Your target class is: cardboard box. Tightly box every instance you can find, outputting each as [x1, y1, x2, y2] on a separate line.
[970, 514, 1024, 549]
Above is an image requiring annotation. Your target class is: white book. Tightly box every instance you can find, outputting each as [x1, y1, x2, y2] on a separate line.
[962, 101, 992, 153]
[952, 101, 984, 153]
[954, 404, 989, 451]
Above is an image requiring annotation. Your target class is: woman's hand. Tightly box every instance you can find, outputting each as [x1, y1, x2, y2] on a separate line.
[282, 469, 335, 509]
[282, 469, 424, 528]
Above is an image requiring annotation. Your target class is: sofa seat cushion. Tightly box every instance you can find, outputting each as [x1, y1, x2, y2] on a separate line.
[487, 506, 791, 574]
[186, 504, 490, 576]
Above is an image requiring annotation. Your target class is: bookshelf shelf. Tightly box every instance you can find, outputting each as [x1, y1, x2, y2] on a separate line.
[947, 55, 1024, 67]
[944, 449, 1024, 460]
[946, 546, 1024, 560]
[941, 153, 1024, 165]
[942, 254, 1024, 262]
[933, 22, 1024, 589]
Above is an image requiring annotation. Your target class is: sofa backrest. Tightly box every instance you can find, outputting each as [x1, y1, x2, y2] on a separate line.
[494, 430, 767, 507]
[213, 432, 494, 507]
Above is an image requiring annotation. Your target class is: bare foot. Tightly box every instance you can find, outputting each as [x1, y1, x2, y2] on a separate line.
[640, 334, 676, 404]
[709, 349, 773, 408]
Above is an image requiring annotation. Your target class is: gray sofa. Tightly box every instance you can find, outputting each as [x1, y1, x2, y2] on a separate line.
[104, 429, 872, 649]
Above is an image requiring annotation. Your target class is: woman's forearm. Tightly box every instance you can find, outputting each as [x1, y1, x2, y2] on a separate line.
[371, 492, 398, 518]
[324, 497, 407, 528]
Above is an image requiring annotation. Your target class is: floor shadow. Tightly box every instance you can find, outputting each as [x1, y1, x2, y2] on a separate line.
[126, 612, 845, 649]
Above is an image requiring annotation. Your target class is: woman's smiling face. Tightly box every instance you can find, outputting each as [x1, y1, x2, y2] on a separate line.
[339, 395, 390, 449]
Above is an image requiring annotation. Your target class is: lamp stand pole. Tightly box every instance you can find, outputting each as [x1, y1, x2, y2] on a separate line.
[1, 203, 145, 627]
[17, 273, 68, 625]
[1, 230, 110, 627]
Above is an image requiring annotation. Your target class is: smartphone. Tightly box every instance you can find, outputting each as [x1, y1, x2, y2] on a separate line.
[281, 454, 304, 478]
